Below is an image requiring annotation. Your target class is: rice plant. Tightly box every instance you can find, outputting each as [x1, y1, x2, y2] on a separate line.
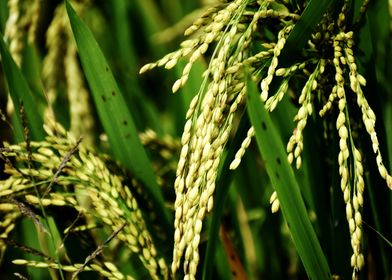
[0, 0, 391, 279]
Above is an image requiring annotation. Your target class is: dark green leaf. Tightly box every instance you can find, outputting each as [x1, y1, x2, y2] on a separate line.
[0, 34, 45, 141]
[65, 1, 171, 230]
[246, 76, 331, 279]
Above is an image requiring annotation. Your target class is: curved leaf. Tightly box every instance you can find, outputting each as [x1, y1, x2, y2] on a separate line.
[0, 35, 45, 141]
[65, 1, 171, 231]
[246, 76, 331, 279]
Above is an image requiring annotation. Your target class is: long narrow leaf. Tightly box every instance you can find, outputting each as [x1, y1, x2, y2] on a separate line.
[0, 34, 45, 141]
[65, 2, 171, 230]
[0, 2, 8, 32]
[246, 77, 331, 279]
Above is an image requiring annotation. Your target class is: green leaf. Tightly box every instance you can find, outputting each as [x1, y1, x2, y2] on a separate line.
[0, 1, 8, 32]
[65, 1, 171, 230]
[0, 34, 45, 141]
[246, 76, 331, 279]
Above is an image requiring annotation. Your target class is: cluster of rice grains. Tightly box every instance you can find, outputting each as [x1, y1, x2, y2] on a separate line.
[330, 30, 392, 277]
[0, 124, 169, 280]
[141, 0, 299, 278]
[141, 0, 392, 279]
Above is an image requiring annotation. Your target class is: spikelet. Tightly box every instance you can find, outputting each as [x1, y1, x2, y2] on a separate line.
[140, 1, 302, 277]
[150, 13, 293, 280]
[0, 124, 168, 280]
[139, 1, 392, 278]
[287, 60, 324, 169]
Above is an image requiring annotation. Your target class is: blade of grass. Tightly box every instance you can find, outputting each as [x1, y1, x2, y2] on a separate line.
[246, 77, 331, 279]
[0, 1, 8, 32]
[21, 44, 46, 106]
[65, 2, 171, 231]
[0, 34, 45, 141]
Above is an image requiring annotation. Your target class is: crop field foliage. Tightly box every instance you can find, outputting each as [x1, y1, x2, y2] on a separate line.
[0, 0, 391, 279]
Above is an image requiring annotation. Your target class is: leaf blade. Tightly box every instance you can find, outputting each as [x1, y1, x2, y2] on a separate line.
[246, 77, 331, 279]
[0, 34, 45, 141]
[65, 1, 171, 229]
